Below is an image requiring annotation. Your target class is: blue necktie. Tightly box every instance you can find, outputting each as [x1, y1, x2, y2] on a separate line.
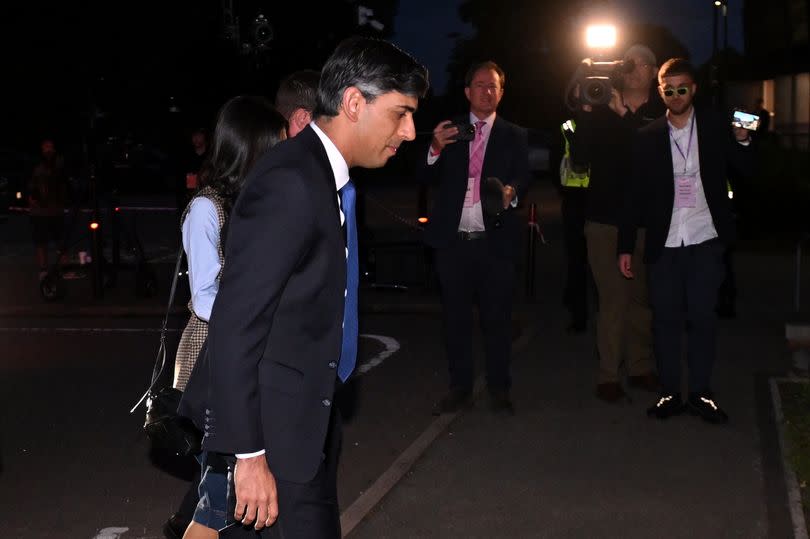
[338, 181, 358, 382]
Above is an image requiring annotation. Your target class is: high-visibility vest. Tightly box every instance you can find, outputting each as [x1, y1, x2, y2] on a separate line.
[560, 120, 590, 188]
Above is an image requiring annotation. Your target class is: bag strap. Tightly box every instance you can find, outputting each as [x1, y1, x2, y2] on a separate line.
[130, 246, 185, 413]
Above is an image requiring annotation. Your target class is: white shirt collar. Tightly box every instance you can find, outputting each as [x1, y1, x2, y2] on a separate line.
[470, 111, 497, 129]
[667, 107, 695, 132]
[309, 121, 350, 192]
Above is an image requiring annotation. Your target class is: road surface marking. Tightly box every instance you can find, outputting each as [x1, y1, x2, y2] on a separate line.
[91, 528, 129, 539]
[356, 333, 400, 375]
[0, 327, 179, 333]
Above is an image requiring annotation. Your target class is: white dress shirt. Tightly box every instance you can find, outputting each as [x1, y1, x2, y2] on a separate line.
[236, 121, 349, 460]
[664, 109, 718, 248]
[182, 197, 221, 322]
[426, 112, 516, 232]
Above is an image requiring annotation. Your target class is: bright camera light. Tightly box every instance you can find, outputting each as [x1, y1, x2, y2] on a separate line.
[585, 25, 617, 49]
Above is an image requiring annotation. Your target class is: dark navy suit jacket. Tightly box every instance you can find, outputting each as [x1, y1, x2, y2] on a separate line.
[417, 114, 529, 259]
[181, 125, 346, 484]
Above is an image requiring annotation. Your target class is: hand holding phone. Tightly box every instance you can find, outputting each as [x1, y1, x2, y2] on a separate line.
[731, 110, 760, 131]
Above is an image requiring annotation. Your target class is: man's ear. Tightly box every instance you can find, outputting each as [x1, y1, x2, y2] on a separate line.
[341, 86, 365, 122]
[292, 108, 311, 130]
[464, 87, 471, 102]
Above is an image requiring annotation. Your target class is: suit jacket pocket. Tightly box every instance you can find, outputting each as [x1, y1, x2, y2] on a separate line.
[259, 361, 305, 396]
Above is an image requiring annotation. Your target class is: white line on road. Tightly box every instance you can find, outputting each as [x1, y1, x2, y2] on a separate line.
[91, 527, 129, 539]
[0, 327, 179, 333]
[356, 333, 400, 375]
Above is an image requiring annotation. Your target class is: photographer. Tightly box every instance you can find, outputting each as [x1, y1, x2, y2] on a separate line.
[569, 44, 665, 403]
[419, 61, 528, 416]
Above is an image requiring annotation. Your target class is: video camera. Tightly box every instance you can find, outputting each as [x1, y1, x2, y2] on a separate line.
[566, 58, 636, 109]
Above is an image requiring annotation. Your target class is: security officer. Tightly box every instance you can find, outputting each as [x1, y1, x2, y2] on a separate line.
[559, 119, 590, 333]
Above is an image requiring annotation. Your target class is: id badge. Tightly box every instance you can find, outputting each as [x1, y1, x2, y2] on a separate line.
[674, 174, 697, 209]
[463, 177, 475, 208]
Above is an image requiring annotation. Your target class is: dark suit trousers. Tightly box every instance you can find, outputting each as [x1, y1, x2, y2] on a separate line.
[561, 193, 588, 326]
[648, 240, 725, 396]
[224, 406, 342, 539]
[435, 237, 515, 392]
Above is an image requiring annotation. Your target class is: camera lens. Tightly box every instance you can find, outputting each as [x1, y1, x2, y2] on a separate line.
[586, 82, 604, 101]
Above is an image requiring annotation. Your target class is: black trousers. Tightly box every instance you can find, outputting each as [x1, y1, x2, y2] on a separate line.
[648, 240, 725, 396]
[434, 238, 515, 392]
[561, 192, 588, 326]
[223, 406, 343, 539]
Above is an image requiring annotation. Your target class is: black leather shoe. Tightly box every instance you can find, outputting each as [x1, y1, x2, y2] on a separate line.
[488, 388, 515, 415]
[432, 388, 472, 416]
[163, 513, 190, 539]
[647, 394, 684, 419]
[687, 393, 729, 424]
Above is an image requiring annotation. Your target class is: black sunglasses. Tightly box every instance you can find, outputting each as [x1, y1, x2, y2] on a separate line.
[662, 86, 690, 97]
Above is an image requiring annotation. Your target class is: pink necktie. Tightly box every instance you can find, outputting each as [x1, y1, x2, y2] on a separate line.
[468, 120, 486, 204]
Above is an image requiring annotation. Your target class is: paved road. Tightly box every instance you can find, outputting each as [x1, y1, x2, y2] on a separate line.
[0, 311, 459, 539]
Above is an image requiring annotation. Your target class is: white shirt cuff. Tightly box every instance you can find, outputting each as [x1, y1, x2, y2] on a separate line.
[235, 449, 266, 459]
[427, 148, 440, 165]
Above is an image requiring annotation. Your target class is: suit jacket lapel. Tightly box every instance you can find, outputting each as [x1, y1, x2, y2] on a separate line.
[480, 116, 504, 181]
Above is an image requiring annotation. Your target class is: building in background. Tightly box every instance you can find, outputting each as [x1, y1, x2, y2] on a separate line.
[729, 0, 809, 148]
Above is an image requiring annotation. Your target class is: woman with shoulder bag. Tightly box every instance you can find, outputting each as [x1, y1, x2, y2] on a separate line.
[166, 96, 288, 539]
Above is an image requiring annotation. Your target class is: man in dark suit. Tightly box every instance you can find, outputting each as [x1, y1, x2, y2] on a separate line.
[420, 61, 529, 415]
[199, 37, 428, 536]
[618, 58, 753, 424]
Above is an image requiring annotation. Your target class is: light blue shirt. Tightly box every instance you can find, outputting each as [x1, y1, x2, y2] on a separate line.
[181, 197, 221, 322]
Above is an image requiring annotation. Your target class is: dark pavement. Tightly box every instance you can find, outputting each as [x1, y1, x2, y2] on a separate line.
[0, 180, 803, 538]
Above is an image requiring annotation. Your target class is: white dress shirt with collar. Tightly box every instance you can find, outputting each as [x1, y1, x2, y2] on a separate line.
[664, 109, 718, 248]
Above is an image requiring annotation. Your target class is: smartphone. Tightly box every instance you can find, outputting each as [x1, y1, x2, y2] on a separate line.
[731, 110, 760, 131]
[450, 122, 476, 141]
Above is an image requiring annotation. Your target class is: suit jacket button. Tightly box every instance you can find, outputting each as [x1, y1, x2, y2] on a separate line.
[322, 399, 332, 407]
[328, 361, 337, 369]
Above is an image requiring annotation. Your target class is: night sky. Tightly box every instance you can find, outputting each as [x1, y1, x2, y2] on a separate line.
[392, 0, 744, 95]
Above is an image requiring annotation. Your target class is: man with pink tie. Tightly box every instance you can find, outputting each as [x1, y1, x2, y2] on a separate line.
[418, 61, 529, 416]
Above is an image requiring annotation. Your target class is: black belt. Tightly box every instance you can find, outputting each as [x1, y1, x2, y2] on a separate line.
[458, 230, 487, 241]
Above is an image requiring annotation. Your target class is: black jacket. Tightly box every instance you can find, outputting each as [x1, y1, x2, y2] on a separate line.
[618, 106, 753, 264]
[416, 114, 529, 259]
[570, 94, 666, 226]
[182, 126, 346, 484]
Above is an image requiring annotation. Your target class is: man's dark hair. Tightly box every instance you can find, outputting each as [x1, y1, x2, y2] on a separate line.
[314, 36, 429, 118]
[464, 61, 506, 88]
[275, 69, 320, 120]
[658, 58, 697, 83]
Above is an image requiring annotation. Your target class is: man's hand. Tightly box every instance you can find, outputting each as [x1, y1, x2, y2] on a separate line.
[501, 184, 516, 209]
[733, 126, 750, 142]
[618, 254, 634, 279]
[607, 89, 629, 118]
[430, 120, 459, 154]
[233, 455, 279, 530]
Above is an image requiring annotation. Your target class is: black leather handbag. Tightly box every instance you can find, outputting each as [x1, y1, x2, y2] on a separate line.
[131, 248, 202, 457]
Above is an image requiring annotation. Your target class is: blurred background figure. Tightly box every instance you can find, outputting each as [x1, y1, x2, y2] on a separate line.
[177, 128, 210, 214]
[28, 138, 68, 279]
[752, 97, 770, 138]
[274, 69, 320, 137]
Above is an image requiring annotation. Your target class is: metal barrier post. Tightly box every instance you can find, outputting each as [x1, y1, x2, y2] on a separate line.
[89, 214, 103, 299]
[796, 239, 803, 313]
[526, 202, 537, 298]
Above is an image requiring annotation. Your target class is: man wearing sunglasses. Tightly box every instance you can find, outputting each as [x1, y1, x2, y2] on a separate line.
[617, 58, 752, 424]
[569, 44, 665, 404]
